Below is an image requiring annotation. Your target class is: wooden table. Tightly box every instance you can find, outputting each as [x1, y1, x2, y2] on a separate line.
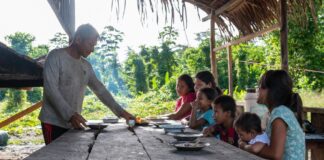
[25, 123, 263, 160]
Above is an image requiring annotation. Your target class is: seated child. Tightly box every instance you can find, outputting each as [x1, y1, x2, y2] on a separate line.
[203, 95, 238, 146]
[189, 87, 218, 130]
[174, 74, 196, 120]
[234, 112, 270, 154]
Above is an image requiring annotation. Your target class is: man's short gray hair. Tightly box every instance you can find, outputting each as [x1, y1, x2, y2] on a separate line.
[72, 24, 99, 42]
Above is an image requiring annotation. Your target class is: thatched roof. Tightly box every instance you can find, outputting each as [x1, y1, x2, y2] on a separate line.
[118, 0, 321, 40]
[0, 42, 43, 88]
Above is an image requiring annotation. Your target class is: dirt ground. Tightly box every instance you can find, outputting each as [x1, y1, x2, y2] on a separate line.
[0, 144, 43, 160]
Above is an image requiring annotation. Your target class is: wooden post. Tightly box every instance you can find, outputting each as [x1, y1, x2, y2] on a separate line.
[210, 11, 219, 85]
[227, 46, 233, 96]
[280, 0, 288, 72]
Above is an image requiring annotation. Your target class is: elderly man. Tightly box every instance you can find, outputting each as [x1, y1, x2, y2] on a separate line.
[39, 24, 134, 145]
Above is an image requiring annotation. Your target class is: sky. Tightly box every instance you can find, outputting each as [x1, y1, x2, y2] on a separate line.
[0, 0, 210, 61]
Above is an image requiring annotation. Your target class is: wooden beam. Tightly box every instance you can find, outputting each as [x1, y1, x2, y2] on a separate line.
[210, 11, 218, 85]
[0, 101, 43, 128]
[202, 0, 243, 22]
[214, 24, 280, 52]
[227, 46, 233, 96]
[280, 0, 289, 72]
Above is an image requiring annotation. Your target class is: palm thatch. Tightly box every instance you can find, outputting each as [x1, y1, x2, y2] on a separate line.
[112, 0, 322, 40]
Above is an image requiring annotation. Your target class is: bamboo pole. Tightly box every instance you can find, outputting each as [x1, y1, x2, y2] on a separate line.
[210, 11, 219, 85]
[0, 101, 43, 128]
[280, 0, 288, 72]
[227, 46, 233, 96]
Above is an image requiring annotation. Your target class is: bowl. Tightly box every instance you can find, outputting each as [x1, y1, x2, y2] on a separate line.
[159, 124, 186, 134]
[171, 141, 210, 151]
[103, 117, 119, 123]
[86, 120, 108, 130]
[168, 132, 203, 141]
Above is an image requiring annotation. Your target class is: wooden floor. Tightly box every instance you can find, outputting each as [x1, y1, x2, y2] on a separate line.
[25, 123, 263, 160]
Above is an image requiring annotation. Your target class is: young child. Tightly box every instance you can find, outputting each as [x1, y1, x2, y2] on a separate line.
[174, 74, 196, 120]
[203, 95, 238, 146]
[234, 112, 270, 153]
[189, 87, 218, 130]
[256, 70, 305, 160]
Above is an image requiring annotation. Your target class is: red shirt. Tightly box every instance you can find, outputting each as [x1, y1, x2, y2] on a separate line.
[175, 92, 196, 119]
[214, 125, 238, 147]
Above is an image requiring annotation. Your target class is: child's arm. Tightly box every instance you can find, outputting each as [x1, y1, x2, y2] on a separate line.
[168, 103, 191, 120]
[240, 141, 266, 154]
[203, 126, 215, 137]
[258, 118, 287, 159]
[189, 101, 207, 129]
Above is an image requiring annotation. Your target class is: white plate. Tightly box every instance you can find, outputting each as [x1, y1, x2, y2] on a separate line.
[159, 124, 185, 129]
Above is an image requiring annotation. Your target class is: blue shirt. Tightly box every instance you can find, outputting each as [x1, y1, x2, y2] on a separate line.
[196, 108, 215, 130]
[266, 105, 305, 160]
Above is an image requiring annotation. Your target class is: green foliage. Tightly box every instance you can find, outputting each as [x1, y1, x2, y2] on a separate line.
[27, 88, 43, 103]
[5, 32, 35, 55]
[29, 45, 49, 59]
[5, 89, 27, 113]
[49, 32, 68, 49]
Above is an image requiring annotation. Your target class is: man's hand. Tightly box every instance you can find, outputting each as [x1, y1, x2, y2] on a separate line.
[69, 113, 87, 129]
[121, 111, 135, 125]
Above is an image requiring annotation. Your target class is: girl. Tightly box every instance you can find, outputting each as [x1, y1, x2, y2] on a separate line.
[189, 88, 217, 130]
[168, 71, 222, 120]
[234, 112, 270, 154]
[174, 74, 196, 120]
[256, 70, 305, 160]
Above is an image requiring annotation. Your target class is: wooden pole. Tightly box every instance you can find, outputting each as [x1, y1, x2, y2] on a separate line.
[280, 0, 288, 72]
[210, 11, 219, 85]
[0, 101, 43, 128]
[227, 46, 233, 96]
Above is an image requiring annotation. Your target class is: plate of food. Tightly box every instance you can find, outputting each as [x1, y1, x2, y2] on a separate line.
[86, 120, 108, 130]
[167, 132, 203, 141]
[172, 141, 210, 151]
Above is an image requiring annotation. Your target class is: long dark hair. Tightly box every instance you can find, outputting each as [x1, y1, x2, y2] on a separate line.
[178, 74, 195, 93]
[195, 71, 223, 95]
[259, 70, 303, 126]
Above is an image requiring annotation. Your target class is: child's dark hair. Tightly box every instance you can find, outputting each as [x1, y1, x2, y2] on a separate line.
[199, 88, 220, 101]
[234, 113, 262, 133]
[259, 70, 303, 127]
[213, 95, 236, 118]
[195, 71, 223, 95]
[178, 74, 195, 93]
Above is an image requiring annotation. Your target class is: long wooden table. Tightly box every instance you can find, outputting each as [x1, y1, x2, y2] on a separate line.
[25, 123, 263, 160]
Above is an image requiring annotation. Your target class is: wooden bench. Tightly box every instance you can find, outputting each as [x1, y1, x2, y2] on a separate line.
[26, 123, 264, 160]
[304, 107, 324, 160]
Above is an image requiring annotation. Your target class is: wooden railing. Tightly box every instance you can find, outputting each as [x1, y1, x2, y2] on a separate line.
[0, 101, 43, 128]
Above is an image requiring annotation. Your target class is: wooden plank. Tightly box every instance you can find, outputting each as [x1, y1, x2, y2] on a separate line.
[25, 129, 95, 160]
[303, 107, 324, 114]
[227, 46, 233, 96]
[88, 124, 149, 160]
[0, 101, 43, 128]
[310, 113, 324, 160]
[202, 0, 243, 22]
[210, 11, 218, 85]
[135, 127, 264, 160]
[280, 0, 289, 72]
[214, 24, 280, 52]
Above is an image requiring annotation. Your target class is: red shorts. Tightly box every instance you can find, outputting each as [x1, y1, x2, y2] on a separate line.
[41, 122, 68, 145]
